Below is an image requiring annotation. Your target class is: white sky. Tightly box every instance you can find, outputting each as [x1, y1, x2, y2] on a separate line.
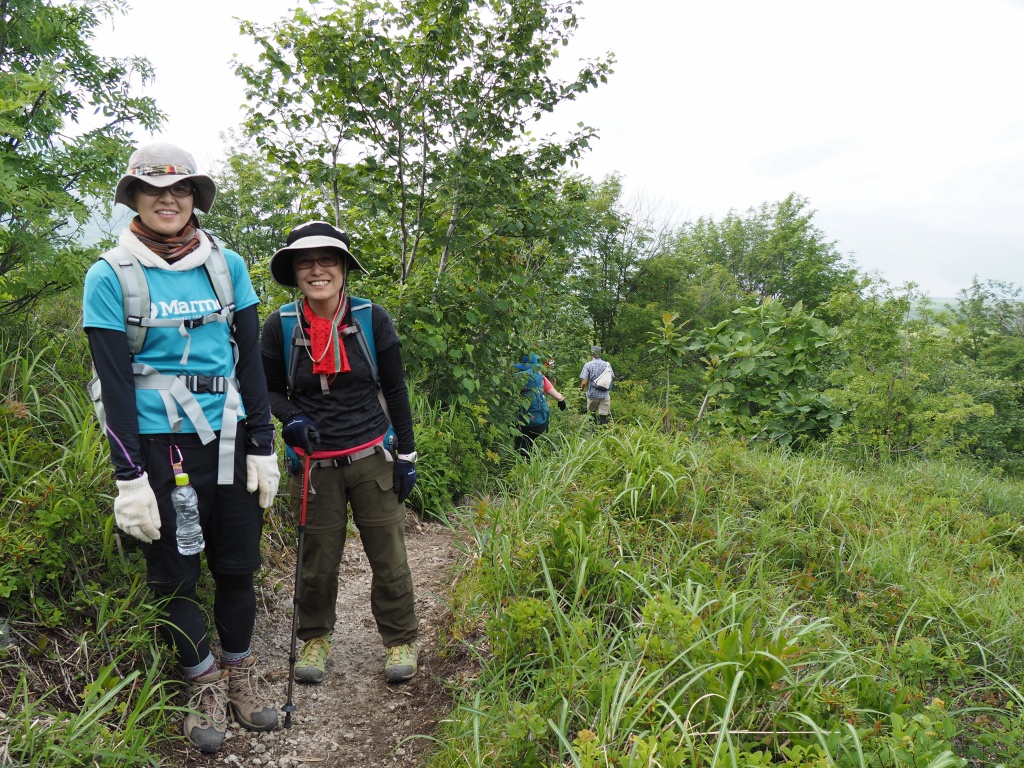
[92, 0, 1024, 297]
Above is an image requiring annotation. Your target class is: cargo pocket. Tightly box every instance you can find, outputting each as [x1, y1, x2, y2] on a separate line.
[376, 471, 395, 493]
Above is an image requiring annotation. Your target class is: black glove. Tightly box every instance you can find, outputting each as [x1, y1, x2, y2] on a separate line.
[282, 413, 320, 454]
[557, 398, 567, 411]
[394, 460, 417, 504]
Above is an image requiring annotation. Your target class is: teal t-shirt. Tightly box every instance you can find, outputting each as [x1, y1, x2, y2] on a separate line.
[83, 247, 259, 434]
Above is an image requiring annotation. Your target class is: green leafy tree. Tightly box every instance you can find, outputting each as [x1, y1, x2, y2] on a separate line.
[0, 0, 161, 317]
[939, 278, 1024, 472]
[823, 282, 994, 461]
[200, 139, 302, 303]
[568, 174, 670, 348]
[647, 312, 689, 432]
[612, 249, 746, 412]
[236, 0, 612, 286]
[687, 299, 845, 446]
[676, 193, 858, 309]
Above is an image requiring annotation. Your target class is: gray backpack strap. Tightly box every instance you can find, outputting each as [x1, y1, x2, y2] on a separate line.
[98, 247, 150, 357]
[203, 239, 236, 328]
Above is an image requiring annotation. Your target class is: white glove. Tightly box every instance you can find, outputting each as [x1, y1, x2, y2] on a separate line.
[246, 454, 281, 509]
[114, 473, 161, 543]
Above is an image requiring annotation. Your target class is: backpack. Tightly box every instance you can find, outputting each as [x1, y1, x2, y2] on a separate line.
[519, 369, 549, 427]
[278, 296, 395, 471]
[88, 242, 242, 484]
[592, 362, 613, 392]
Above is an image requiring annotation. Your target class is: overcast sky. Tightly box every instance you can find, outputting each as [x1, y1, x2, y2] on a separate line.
[93, 0, 1024, 297]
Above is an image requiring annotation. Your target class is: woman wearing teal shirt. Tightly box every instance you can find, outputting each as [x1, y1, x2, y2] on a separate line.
[83, 142, 280, 754]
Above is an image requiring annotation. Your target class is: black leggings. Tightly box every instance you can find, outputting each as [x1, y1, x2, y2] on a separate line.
[154, 572, 256, 668]
[515, 423, 548, 458]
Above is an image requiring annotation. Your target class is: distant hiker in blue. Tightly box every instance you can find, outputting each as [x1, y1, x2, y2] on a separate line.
[514, 353, 567, 458]
[580, 345, 614, 425]
[260, 221, 420, 687]
[82, 142, 280, 753]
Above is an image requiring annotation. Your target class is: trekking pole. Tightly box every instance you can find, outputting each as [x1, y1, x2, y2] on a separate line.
[282, 452, 311, 728]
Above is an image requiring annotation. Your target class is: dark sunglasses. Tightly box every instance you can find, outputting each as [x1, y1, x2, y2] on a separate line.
[293, 253, 342, 270]
[134, 180, 194, 198]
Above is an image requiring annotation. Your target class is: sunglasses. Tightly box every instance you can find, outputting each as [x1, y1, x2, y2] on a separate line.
[293, 253, 342, 271]
[134, 180, 195, 198]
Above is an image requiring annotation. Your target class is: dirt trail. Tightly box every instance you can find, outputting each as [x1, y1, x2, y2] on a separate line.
[173, 514, 464, 767]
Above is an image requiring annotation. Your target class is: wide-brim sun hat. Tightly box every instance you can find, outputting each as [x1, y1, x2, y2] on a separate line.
[113, 142, 217, 213]
[514, 353, 540, 371]
[269, 220, 369, 287]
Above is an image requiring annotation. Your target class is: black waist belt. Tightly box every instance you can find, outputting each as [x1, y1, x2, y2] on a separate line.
[309, 444, 393, 469]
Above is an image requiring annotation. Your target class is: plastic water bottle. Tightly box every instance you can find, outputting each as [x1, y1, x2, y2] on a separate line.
[172, 472, 204, 555]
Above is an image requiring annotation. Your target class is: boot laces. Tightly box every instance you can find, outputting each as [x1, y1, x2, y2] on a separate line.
[189, 674, 229, 729]
[230, 659, 270, 706]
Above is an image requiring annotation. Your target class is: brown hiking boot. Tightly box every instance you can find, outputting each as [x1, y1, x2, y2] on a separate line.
[226, 655, 279, 731]
[184, 667, 229, 754]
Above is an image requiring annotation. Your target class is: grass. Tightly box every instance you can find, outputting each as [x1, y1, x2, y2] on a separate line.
[432, 424, 1024, 767]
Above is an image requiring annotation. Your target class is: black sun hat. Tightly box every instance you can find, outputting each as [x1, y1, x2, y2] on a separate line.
[269, 221, 369, 287]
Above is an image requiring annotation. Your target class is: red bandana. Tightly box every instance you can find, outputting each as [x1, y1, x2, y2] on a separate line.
[302, 296, 351, 376]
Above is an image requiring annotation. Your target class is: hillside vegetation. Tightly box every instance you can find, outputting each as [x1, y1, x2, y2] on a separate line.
[3, 307, 1024, 766]
[433, 424, 1024, 766]
[5, 1, 1024, 765]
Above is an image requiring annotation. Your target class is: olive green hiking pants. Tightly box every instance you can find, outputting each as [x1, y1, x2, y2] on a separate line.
[288, 450, 418, 647]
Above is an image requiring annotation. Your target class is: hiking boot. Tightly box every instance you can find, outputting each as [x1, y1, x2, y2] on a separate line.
[226, 655, 279, 731]
[184, 667, 229, 754]
[294, 634, 331, 684]
[384, 642, 418, 683]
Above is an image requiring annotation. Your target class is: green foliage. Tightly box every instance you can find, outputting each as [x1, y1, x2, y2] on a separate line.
[431, 426, 1024, 767]
[648, 311, 691, 431]
[675, 193, 859, 309]
[0, 0, 161, 317]
[610, 252, 741, 415]
[200, 137, 300, 302]
[236, 0, 612, 285]
[0, 305, 182, 764]
[939, 278, 1024, 472]
[688, 299, 845, 445]
[0, 314, 126, 624]
[3, 654, 176, 766]
[568, 174, 670, 347]
[407, 391, 502, 518]
[824, 283, 995, 462]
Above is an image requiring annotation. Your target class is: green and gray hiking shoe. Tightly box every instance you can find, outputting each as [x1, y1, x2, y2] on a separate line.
[294, 634, 331, 684]
[384, 642, 418, 683]
[184, 667, 229, 753]
[226, 655, 279, 731]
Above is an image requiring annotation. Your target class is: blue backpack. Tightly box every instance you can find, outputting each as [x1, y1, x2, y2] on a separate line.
[514, 356, 549, 427]
[279, 297, 395, 470]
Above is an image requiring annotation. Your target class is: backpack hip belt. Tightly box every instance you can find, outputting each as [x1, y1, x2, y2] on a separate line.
[307, 443, 394, 471]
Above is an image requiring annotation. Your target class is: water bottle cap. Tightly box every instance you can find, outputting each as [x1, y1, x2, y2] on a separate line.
[175, 473, 190, 486]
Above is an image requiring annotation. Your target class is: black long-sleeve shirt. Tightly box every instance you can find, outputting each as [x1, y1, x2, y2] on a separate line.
[260, 301, 415, 454]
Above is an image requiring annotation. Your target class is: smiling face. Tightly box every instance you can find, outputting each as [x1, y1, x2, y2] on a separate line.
[294, 247, 348, 315]
[132, 181, 195, 236]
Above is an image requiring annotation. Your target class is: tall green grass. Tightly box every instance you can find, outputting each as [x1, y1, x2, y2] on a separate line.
[1, 308, 181, 765]
[431, 424, 1024, 767]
